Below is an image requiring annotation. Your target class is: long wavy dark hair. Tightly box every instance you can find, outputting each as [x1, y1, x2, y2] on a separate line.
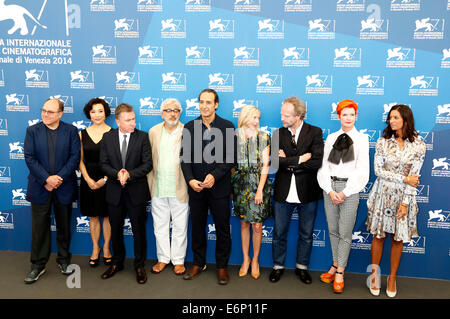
[382, 104, 418, 142]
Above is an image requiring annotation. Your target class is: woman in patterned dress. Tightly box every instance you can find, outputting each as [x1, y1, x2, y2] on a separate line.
[232, 105, 272, 279]
[366, 104, 426, 297]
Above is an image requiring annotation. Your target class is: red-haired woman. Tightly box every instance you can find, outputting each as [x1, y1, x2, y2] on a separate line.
[317, 99, 370, 293]
[366, 104, 426, 298]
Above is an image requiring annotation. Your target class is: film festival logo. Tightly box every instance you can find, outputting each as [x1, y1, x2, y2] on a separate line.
[284, 0, 312, 12]
[360, 18, 389, 39]
[49, 94, 74, 113]
[441, 49, 450, 68]
[0, 0, 47, 36]
[28, 119, 39, 126]
[5, 93, 29, 112]
[256, 74, 282, 94]
[138, 45, 163, 65]
[403, 236, 426, 255]
[305, 74, 332, 95]
[356, 75, 384, 95]
[70, 70, 95, 90]
[351, 231, 372, 251]
[382, 102, 398, 121]
[257, 19, 284, 40]
[114, 18, 139, 38]
[76, 216, 90, 233]
[414, 18, 444, 40]
[72, 120, 89, 131]
[333, 47, 362, 68]
[313, 229, 326, 247]
[360, 181, 374, 200]
[336, 0, 365, 12]
[0, 211, 14, 230]
[25, 69, 49, 88]
[415, 184, 430, 203]
[97, 96, 118, 113]
[359, 129, 380, 149]
[232, 99, 259, 118]
[185, 46, 211, 66]
[282, 47, 309, 67]
[209, 73, 234, 93]
[409, 75, 439, 96]
[427, 209, 450, 230]
[0, 166, 11, 183]
[115, 71, 140, 91]
[123, 219, 133, 236]
[9, 142, 24, 160]
[234, 0, 261, 13]
[436, 104, 450, 124]
[185, 0, 211, 12]
[12, 188, 29, 206]
[386, 47, 415, 68]
[0, 70, 4, 87]
[390, 0, 420, 11]
[185, 98, 200, 117]
[161, 19, 186, 39]
[137, 0, 163, 12]
[161, 72, 187, 91]
[431, 157, 450, 178]
[417, 131, 434, 150]
[0, 118, 7, 136]
[208, 19, 235, 39]
[91, 45, 117, 65]
[90, 0, 115, 12]
[207, 223, 232, 241]
[308, 19, 336, 39]
[233, 46, 259, 67]
[261, 225, 273, 244]
[139, 97, 162, 116]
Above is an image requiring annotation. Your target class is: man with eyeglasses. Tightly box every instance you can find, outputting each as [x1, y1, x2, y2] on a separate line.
[147, 98, 189, 276]
[269, 96, 324, 284]
[23, 98, 81, 284]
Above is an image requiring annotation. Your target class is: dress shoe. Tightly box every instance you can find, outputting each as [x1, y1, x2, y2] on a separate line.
[217, 268, 229, 285]
[251, 262, 260, 279]
[238, 258, 251, 277]
[333, 271, 344, 293]
[101, 265, 123, 279]
[136, 267, 147, 284]
[295, 268, 312, 284]
[269, 268, 284, 283]
[183, 264, 207, 280]
[386, 275, 397, 298]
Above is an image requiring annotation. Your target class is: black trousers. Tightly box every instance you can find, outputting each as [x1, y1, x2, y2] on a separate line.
[189, 191, 231, 269]
[108, 187, 147, 269]
[30, 192, 72, 269]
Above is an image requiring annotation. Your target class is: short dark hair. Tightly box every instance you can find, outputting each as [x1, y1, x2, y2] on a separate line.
[44, 98, 64, 112]
[83, 98, 111, 120]
[115, 103, 134, 119]
[382, 104, 418, 142]
[199, 88, 219, 104]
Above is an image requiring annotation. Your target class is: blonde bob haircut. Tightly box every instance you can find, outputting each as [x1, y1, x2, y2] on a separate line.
[237, 105, 261, 141]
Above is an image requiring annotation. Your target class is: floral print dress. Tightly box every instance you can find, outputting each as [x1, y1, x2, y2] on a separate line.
[232, 131, 272, 223]
[366, 136, 426, 242]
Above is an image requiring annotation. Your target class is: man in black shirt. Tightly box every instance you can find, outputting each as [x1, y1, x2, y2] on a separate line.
[180, 89, 235, 285]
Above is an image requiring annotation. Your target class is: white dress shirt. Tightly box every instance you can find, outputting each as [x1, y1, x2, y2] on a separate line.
[118, 130, 129, 154]
[285, 122, 303, 203]
[317, 127, 370, 197]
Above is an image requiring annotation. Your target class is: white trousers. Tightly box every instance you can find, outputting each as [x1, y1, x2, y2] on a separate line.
[151, 197, 189, 265]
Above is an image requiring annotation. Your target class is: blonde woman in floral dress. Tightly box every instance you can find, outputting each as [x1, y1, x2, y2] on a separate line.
[232, 105, 271, 280]
[366, 104, 426, 298]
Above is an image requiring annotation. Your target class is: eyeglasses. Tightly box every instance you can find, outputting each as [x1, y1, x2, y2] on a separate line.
[163, 108, 181, 114]
[291, 133, 297, 150]
[41, 108, 60, 115]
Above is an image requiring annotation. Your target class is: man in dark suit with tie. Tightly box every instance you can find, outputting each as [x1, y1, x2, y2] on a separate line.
[180, 89, 235, 285]
[100, 103, 152, 284]
[23, 98, 80, 284]
[269, 96, 324, 284]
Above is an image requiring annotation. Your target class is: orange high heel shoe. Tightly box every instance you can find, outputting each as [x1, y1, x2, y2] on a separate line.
[333, 271, 344, 293]
[238, 258, 251, 277]
[320, 265, 337, 284]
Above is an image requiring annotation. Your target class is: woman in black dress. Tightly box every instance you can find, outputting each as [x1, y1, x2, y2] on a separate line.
[79, 98, 112, 267]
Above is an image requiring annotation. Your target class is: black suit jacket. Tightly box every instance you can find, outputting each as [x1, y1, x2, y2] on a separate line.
[100, 128, 152, 206]
[180, 115, 236, 199]
[272, 122, 324, 203]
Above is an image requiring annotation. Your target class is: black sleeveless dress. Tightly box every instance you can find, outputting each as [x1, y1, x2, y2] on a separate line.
[79, 129, 108, 217]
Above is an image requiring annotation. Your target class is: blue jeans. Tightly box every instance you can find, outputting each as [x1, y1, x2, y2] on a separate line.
[272, 200, 318, 268]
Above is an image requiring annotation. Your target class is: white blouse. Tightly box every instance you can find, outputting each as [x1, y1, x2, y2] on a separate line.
[317, 127, 370, 197]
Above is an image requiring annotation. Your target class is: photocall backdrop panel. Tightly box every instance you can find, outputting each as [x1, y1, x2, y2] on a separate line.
[0, 0, 449, 281]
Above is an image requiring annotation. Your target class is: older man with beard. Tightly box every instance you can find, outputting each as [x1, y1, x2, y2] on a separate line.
[147, 98, 189, 276]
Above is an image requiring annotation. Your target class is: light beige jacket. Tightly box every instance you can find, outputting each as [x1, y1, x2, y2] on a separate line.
[147, 122, 188, 203]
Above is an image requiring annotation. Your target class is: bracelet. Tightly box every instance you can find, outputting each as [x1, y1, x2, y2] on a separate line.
[400, 203, 408, 208]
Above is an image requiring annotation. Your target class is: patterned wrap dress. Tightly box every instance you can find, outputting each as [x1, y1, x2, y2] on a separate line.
[232, 131, 272, 223]
[366, 136, 426, 242]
